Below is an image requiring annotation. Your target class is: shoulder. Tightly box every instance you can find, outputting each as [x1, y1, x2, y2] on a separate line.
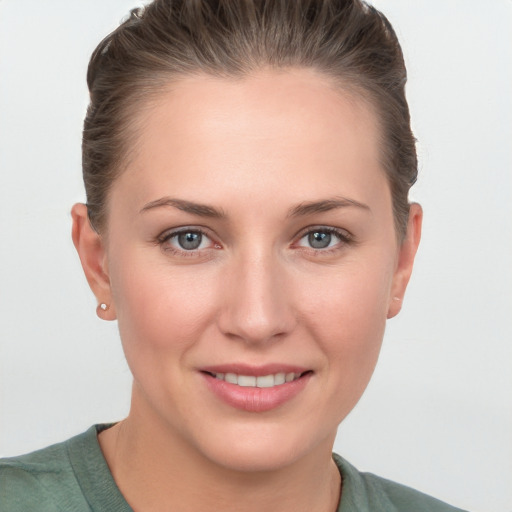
[0, 429, 95, 512]
[333, 453, 469, 512]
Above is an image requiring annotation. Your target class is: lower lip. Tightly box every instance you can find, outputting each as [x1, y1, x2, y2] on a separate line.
[202, 372, 312, 412]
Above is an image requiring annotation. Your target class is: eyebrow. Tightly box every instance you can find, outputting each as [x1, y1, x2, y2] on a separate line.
[140, 197, 226, 218]
[140, 195, 370, 219]
[287, 197, 371, 217]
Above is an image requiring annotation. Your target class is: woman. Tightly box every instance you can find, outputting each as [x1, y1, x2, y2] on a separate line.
[0, 1, 468, 510]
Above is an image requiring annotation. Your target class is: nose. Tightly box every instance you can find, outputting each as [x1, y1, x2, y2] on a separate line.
[217, 249, 297, 345]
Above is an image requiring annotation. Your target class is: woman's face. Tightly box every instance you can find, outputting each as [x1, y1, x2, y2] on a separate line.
[87, 68, 419, 471]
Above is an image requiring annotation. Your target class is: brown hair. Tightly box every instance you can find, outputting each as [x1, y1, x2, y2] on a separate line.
[83, 0, 417, 238]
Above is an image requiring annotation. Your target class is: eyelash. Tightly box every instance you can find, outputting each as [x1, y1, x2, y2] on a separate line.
[156, 226, 353, 257]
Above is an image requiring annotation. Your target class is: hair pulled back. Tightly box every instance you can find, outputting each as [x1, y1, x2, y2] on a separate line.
[83, 0, 417, 238]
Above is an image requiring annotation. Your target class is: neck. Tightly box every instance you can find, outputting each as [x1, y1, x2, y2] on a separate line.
[99, 393, 341, 512]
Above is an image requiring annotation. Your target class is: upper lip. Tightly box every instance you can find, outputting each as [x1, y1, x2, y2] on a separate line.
[199, 363, 311, 377]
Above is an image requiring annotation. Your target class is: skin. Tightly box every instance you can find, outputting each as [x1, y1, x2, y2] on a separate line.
[72, 67, 422, 512]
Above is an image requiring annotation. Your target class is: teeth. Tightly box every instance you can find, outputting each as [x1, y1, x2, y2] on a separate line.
[274, 373, 286, 385]
[256, 375, 274, 388]
[225, 373, 237, 384]
[238, 375, 256, 387]
[212, 372, 302, 388]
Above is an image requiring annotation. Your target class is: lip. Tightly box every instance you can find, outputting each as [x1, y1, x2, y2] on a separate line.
[200, 364, 313, 413]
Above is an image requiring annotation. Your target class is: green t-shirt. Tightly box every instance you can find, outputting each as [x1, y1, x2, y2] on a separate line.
[0, 425, 468, 511]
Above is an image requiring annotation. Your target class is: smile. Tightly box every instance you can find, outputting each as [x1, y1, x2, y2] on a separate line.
[210, 372, 303, 388]
[201, 367, 312, 412]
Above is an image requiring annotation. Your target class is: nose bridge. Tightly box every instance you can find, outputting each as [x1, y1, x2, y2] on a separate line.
[218, 244, 295, 344]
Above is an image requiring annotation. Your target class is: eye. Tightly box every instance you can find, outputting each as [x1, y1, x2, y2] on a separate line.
[175, 231, 206, 250]
[296, 227, 351, 251]
[159, 228, 215, 252]
[306, 231, 334, 249]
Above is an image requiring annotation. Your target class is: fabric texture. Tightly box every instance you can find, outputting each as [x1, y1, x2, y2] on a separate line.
[0, 425, 468, 512]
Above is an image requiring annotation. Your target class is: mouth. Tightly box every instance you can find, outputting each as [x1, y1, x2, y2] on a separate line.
[202, 370, 310, 388]
[200, 366, 313, 412]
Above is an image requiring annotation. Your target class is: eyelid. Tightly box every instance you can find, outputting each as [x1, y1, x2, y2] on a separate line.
[294, 225, 353, 242]
[156, 224, 215, 240]
[158, 226, 211, 243]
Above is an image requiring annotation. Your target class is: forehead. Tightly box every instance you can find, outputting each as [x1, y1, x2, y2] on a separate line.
[116, 68, 386, 212]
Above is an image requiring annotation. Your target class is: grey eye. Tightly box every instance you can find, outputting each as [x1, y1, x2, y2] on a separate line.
[177, 231, 203, 250]
[308, 231, 332, 249]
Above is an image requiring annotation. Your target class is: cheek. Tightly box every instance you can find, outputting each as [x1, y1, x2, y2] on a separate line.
[110, 250, 218, 359]
[296, 254, 394, 372]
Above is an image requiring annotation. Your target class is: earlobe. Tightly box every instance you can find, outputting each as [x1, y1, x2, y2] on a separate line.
[71, 203, 116, 320]
[387, 203, 423, 319]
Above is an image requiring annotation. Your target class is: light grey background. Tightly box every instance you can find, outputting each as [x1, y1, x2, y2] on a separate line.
[0, 1, 510, 511]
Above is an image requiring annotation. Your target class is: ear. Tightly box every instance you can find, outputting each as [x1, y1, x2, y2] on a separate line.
[387, 203, 423, 319]
[71, 203, 116, 320]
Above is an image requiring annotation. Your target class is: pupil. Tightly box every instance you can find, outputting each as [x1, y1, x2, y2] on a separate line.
[309, 231, 331, 249]
[178, 232, 202, 250]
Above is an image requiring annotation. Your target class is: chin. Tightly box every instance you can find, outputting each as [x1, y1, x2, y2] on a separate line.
[191, 422, 335, 473]
[207, 443, 305, 473]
